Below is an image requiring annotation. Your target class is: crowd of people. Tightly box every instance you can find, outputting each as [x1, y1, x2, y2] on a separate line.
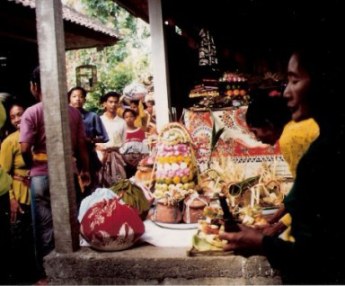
[1, 40, 345, 285]
[0, 68, 157, 284]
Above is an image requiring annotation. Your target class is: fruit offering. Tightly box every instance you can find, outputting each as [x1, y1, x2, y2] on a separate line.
[153, 123, 198, 204]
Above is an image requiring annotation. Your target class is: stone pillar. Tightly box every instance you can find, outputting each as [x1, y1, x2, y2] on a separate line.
[148, 0, 171, 131]
[35, 0, 79, 253]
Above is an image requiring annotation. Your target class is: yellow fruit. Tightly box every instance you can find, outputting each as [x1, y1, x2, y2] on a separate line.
[176, 155, 183, 162]
[239, 89, 247, 96]
[226, 90, 233, 96]
[168, 157, 175, 164]
[172, 176, 180, 184]
[184, 157, 191, 164]
[181, 176, 189, 183]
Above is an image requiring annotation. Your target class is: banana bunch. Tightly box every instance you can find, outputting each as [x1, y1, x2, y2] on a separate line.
[110, 179, 150, 216]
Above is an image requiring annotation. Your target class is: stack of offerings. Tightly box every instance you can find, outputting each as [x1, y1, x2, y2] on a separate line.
[152, 122, 200, 223]
[189, 78, 223, 109]
[189, 79, 219, 98]
[218, 72, 249, 106]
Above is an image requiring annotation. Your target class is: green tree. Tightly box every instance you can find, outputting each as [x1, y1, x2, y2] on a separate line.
[65, 0, 151, 113]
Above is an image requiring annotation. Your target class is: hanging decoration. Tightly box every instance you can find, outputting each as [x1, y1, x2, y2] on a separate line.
[76, 65, 97, 92]
[198, 28, 218, 67]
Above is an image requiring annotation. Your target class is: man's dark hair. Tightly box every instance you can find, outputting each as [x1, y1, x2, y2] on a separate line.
[246, 91, 291, 131]
[129, 99, 140, 106]
[100, 91, 121, 104]
[31, 66, 41, 86]
[122, 108, 137, 118]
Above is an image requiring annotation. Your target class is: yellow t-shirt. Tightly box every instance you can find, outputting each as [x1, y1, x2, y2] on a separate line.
[278, 118, 319, 241]
[0, 131, 30, 204]
[0, 102, 12, 197]
[280, 213, 295, 242]
[279, 119, 320, 178]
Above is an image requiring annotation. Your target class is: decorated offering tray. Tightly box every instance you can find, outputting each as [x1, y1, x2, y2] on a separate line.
[187, 241, 233, 257]
[152, 122, 202, 225]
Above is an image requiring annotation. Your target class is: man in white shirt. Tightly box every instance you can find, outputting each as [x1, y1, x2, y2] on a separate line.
[96, 92, 126, 186]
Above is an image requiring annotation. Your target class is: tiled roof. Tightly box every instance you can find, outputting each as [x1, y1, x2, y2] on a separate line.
[7, 0, 119, 38]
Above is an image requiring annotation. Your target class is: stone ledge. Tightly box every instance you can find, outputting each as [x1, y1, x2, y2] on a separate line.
[44, 244, 281, 285]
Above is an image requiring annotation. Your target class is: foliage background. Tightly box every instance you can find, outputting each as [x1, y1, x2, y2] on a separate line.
[63, 0, 151, 113]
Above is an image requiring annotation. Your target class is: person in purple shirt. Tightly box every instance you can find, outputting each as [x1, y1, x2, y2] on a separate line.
[19, 67, 90, 283]
[68, 86, 109, 191]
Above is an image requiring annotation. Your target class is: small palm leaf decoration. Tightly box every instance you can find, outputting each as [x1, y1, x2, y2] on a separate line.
[211, 123, 224, 152]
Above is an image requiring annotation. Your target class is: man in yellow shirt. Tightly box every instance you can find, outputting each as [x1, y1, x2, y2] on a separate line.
[245, 86, 319, 240]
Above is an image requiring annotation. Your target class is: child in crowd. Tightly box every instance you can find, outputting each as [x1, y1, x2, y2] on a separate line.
[129, 99, 149, 131]
[120, 109, 149, 178]
[144, 99, 157, 135]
